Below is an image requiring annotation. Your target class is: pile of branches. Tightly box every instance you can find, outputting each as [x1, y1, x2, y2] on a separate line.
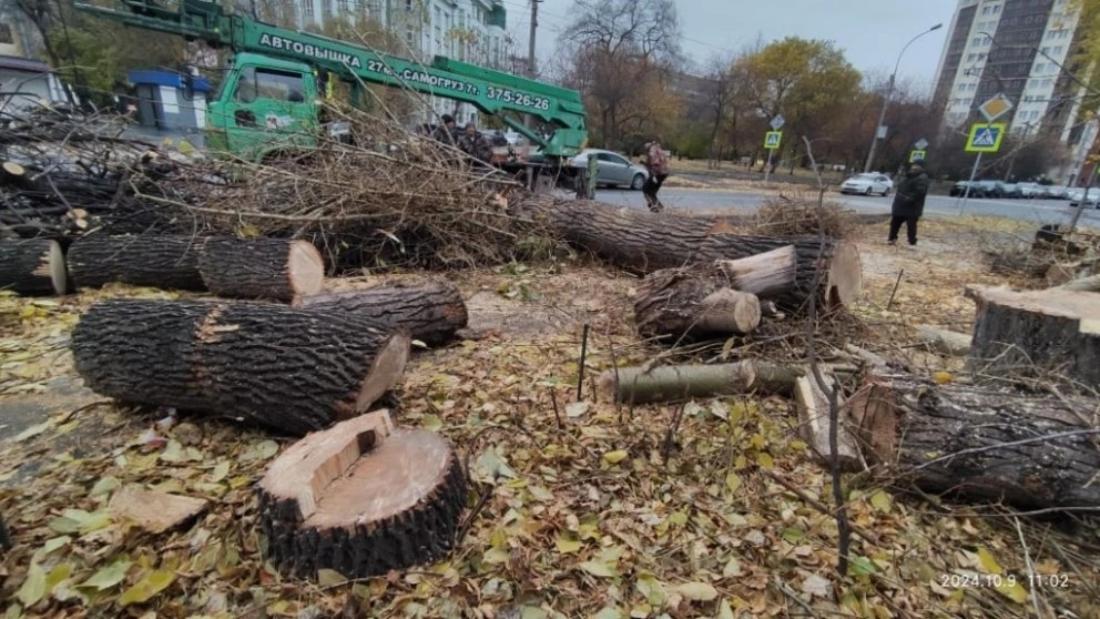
[0, 107, 193, 239]
[748, 193, 854, 237]
[141, 107, 546, 270]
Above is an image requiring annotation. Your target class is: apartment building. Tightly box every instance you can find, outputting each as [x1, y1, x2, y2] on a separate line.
[932, 0, 1086, 142]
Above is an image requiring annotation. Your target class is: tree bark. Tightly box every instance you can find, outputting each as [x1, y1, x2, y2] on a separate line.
[850, 373, 1100, 508]
[71, 299, 410, 435]
[258, 412, 467, 578]
[67, 234, 206, 291]
[634, 264, 760, 340]
[198, 237, 324, 302]
[519, 197, 861, 310]
[598, 360, 803, 404]
[0, 239, 67, 295]
[298, 279, 468, 345]
[966, 285, 1100, 387]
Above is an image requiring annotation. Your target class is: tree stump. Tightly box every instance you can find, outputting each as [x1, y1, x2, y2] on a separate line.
[67, 235, 207, 291]
[198, 237, 324, 302]
[849, 373, 1100, 508]
[0, 239, 67, 295]
[966, 285, 1100, 387]
[71, 299, 410, 435]
[299, 279, 468, 345]
[634, 264, 761, 340]
[257, 411, 467, 578]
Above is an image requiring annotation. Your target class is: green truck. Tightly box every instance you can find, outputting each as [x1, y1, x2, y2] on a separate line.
[76, 0, 588, 164]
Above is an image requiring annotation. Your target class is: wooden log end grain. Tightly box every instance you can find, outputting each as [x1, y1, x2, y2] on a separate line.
[199, 237, 324, 302]
[824, 241, 863, 308]
[258, 411, 467, 578]
[0, 239, 67, 295]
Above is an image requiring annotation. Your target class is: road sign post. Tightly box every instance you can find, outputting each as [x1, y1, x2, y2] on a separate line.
[959, 118, 1008, 215]
[763, 129, 783, 184]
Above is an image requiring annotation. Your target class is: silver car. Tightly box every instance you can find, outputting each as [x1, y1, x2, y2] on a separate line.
[840, 173, 893, 196]
[570, 149, 650, 190]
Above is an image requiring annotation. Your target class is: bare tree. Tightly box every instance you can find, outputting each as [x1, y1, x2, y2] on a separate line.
[557, 0, 682, 149]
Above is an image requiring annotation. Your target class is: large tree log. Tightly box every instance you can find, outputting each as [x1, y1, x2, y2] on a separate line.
[850, 374, 1100, 508]
[598, 361, 803, 404]
[71, 299, 410, 435]
[67, 234, 207, 291]
[966, 285, 1100, 387]
[298, 279, 468, 345]
[0, 239, 67, 295]
[521, 198, 861, 310]
[634, 264, 761, 340]
[198, 237, 324, 302]
[257, 411, 467, 578]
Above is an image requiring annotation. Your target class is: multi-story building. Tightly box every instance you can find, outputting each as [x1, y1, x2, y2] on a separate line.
[932, 0, 1087, 142]
[289, 0, 511, 124]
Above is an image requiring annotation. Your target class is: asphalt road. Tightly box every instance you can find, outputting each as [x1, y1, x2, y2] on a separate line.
[589, 186, 1100, 228]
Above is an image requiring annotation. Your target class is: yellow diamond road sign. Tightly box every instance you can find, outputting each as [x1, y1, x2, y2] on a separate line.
[979, 94, 1013, 122]
[966, 123, 1006, 153]
[764, 131, 782, 150]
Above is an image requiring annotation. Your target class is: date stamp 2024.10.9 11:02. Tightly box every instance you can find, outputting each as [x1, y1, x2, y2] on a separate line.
[936, 572, 1073, 590]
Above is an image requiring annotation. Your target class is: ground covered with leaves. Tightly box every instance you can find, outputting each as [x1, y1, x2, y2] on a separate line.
[1, 219, 1098, 618]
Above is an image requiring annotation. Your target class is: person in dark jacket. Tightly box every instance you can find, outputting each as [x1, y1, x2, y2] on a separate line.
[889, 160, 930, 246]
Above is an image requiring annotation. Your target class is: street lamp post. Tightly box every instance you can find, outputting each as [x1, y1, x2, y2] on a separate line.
[863, 23, 943, 173]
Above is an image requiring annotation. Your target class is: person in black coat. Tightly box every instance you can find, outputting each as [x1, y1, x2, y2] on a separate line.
[889, 160, 930, 246]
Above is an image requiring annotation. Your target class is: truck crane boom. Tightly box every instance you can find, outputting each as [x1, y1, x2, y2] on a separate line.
[75, 0, 587, 161]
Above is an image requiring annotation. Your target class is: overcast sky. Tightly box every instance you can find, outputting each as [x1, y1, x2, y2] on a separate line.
[506, 0, 958, 93]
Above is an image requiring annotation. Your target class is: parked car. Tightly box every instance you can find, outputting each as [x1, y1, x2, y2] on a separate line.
[971, 180, 1004, 198]
[1068, 187, 1100, 207]
[839, 173, 893, 196]
[949, 180, 971, 197]
[1017, 182, 1042, 198]
[1000, 183, 1022, 199]
[569, 148, 649, 190]
[1042, 185, 1069, 199]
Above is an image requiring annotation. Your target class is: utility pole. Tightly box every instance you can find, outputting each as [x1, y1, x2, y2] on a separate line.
[527, 0, 540, 78]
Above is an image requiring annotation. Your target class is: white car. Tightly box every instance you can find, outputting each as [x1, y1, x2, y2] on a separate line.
[840, 173, 893, 196]
[570, 148, 650, 190]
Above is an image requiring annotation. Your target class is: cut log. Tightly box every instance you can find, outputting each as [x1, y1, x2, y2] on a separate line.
[1, 161, 27, 184]
[67, 234, 207, 291]
[634, 265, 760, 340]
[966, 285, 1100, 387]
[598, 361, 803, 404]
[793, 374, 861, 472]
[298, 279, 468, 345]
[521, 198, 861, 310]
[915, 325, 972, 356]
[849, 373, 1100, 508]
[715, 246, 798, 299]
[71, 299, 410, 435]
[0, 239, 66, 295]
[107, 485, 209, 534]
[198, 237, 324, 302]
[258, 411, 467, 578]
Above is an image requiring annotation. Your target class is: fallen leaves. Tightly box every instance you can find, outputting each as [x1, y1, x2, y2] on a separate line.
[0, 264, 1096, 618]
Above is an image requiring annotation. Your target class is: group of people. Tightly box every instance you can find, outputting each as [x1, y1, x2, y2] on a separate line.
[430, 114, 492, 163]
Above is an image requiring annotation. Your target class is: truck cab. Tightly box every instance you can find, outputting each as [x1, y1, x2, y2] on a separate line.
[206, 53, 320, 161]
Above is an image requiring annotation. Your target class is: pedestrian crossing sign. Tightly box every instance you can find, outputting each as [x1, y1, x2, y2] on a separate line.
[966, 123, 1006, 153]
[764, 131, 782, 150]
[909, 149, 927, 163]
